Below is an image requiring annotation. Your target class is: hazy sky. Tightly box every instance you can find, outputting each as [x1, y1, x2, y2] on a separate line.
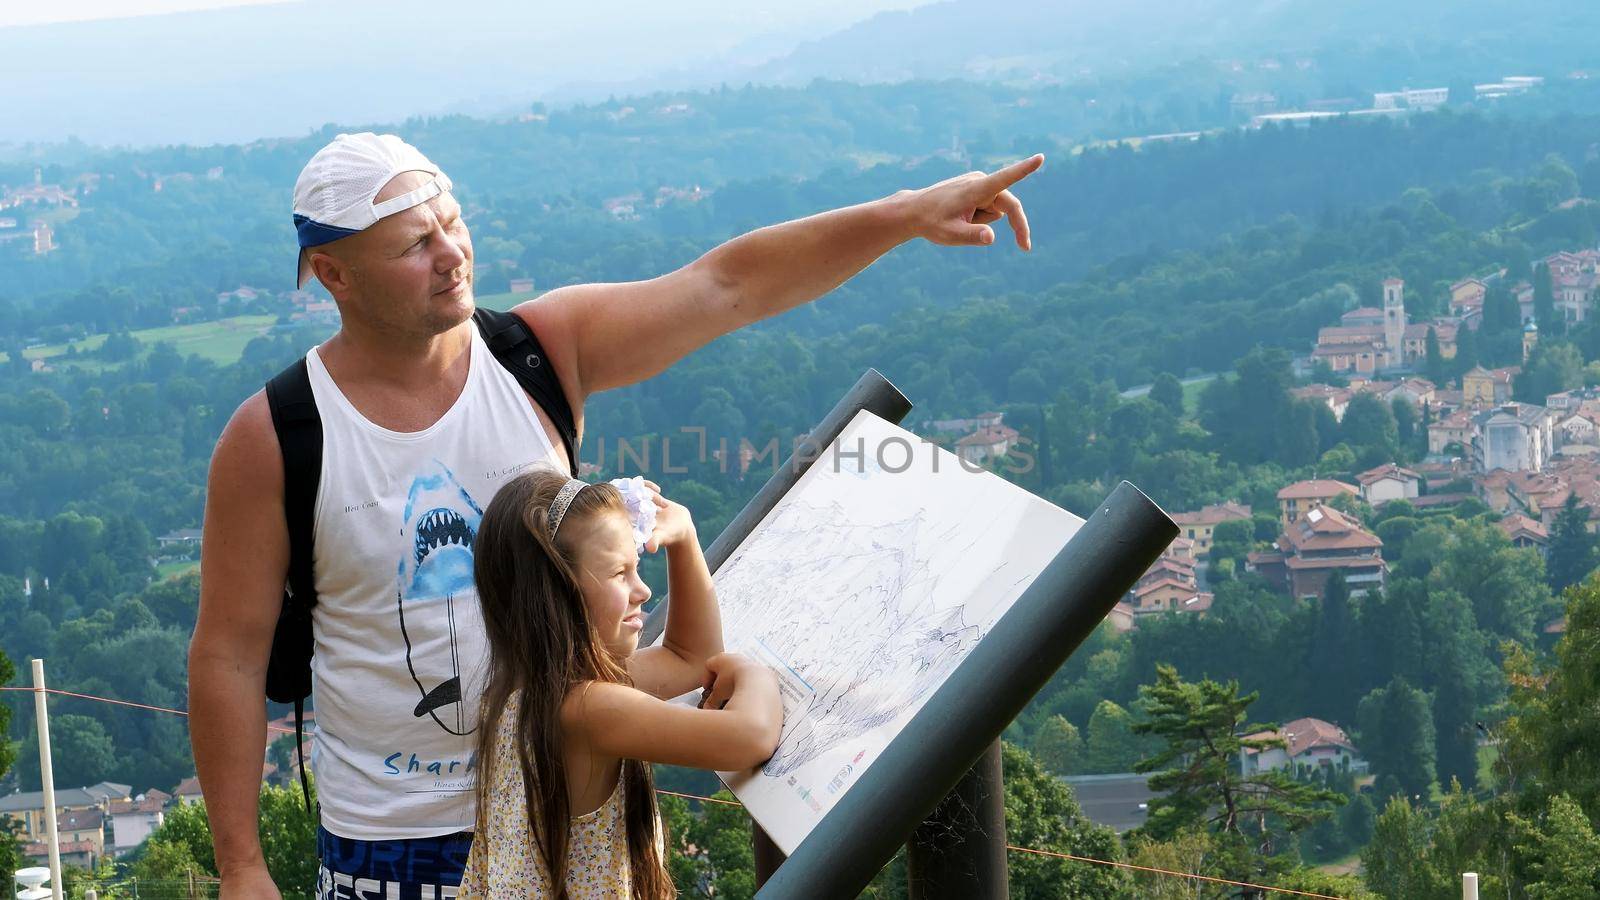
[0, 0, 939, 145]
[0, 0, 295, 28]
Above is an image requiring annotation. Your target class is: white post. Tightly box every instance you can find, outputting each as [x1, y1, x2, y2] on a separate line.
[1462, 871, 1479, 900]
[31, 659, 64, 900]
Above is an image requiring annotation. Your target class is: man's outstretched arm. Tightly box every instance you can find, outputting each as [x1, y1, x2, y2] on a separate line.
[189, 391, 288, 900]
[517, 155, 1043, 400]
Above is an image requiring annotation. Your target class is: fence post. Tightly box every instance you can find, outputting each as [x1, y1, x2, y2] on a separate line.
[31, 658, 64, 900]
[905, 739, 1008, 899]
[1462, 872, 1479, 900]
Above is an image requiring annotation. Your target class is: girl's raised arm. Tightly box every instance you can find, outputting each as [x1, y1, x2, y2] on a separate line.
[565, 654, 782, 772]
[628, 495, 723, 700]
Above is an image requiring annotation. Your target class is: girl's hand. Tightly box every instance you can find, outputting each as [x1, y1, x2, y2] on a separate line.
[642, 481, 696, 552]
[698, 652, 773, 710]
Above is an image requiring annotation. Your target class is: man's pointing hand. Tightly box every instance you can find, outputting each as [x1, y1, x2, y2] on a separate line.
[900, 153, 1044, 251]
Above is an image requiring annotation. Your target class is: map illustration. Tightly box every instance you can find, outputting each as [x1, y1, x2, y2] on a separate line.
[699, 411, 1085, 854]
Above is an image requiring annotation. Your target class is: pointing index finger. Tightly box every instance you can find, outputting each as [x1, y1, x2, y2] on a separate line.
[982, 153, 1045, 193]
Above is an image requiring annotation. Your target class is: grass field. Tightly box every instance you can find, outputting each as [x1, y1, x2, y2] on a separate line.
[156, 559, 199, 580]
[3, 314, 281, 370]
[8, 287, 541, 373]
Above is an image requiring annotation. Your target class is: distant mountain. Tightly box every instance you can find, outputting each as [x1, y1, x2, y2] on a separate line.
[0, 0, 926, 147]
[737, 0, 1600, 86]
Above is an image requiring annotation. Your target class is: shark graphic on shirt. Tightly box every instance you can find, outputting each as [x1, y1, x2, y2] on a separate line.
[396, 460, 484, 736]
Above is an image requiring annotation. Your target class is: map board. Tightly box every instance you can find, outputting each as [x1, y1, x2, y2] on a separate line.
[678, 409, 1085, 854]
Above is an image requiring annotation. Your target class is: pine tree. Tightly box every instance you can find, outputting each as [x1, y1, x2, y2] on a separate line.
[1546, 493, 1597, 592]
[1454, 325, 1480, 380]
[1534, 262, 1560, 337]
[1133, 665, 1343, 850]
[1425, 326, 1446, 386]
[1308, 571, 1361, 724]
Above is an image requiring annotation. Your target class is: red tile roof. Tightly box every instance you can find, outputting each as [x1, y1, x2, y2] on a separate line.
[1171, 501, 1253, 527]
[1356, 463, 1421, 486]
[1277, 480, 1358, 501]
[1245, 716, 1357, 758]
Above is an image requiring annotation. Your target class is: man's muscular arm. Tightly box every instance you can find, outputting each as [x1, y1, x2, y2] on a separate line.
[514, 155, 1042, 402]
[189, 391, 287, 899]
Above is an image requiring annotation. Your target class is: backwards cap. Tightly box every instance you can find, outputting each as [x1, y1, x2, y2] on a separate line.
[291, 132, 452, 288]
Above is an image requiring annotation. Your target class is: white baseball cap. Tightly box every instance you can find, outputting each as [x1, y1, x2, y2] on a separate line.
[291, 132, 453, 288]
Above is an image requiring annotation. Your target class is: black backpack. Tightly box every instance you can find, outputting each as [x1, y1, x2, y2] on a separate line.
[261, 307, 578, 810]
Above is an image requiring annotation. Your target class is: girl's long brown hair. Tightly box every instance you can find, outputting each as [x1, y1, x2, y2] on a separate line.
[472, 467, 674, 899]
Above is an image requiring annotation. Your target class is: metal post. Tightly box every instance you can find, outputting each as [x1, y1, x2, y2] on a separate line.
[906, 740, 1008, 899]
[31, 659, 64, 900]
[641, 368, 913, 886]
[755, 481, 1176, 899]
[1462, 872, 1479, 900]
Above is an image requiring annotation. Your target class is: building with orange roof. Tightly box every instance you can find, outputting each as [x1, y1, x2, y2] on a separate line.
[1170, 501, 1252, 552]
[1248, 504, 1385, 598]
[1241, 717, 1366, 775]
[1276, 479, 1358, 526]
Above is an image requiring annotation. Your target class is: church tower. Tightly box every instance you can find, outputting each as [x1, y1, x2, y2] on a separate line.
[1383, 277, 1407, 368]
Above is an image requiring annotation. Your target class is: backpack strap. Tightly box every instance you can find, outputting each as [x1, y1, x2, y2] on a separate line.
[472, 307, 580, 476]
[264, 357, 323, 813]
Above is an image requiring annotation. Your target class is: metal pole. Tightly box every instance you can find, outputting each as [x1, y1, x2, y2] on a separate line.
[1463, 872, 1479, 900]
[756, 481, 1176, 899]
[641, 368, 913, 885]
[906, 740, 1008, 899]
[31, 659, 64, 900]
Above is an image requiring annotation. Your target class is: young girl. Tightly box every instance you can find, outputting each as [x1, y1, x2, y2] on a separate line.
[461, 467, 782, 898]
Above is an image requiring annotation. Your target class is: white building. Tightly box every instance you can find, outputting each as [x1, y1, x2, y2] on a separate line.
[1474, 404, 1554, 473]
[107, 790, 170, 854]
[1357, 463, 1422, 506]
[1241, 717, 1367, 775]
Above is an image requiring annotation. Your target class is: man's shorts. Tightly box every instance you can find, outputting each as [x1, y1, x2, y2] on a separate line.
[316, 826, 473, 900]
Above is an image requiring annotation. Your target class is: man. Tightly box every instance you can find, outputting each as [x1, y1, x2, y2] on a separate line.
[189, 131, 1041, 898]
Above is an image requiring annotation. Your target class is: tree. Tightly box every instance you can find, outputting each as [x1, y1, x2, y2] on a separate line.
[1149, 372, 1184, 418]
[1426, 600, 1482, 791]
[1453, 324, 1480, 378]
[1392, 398, 1417, 457]
[134, 781, 318, 895]
[1357, 678, 1437, 801]
[1083, 700, 1148, 774]
[1425, 326, 1446, 385]
[1307, 571, 1362, 723]
[0, 650, 16, 876]
[1517, 341, 1584, 402]
[1546, 493, 1597, 592]
[1340, 393, 1398, 464]
[1030, 715, 1083, 776]
[15, 714, 116, 791]
[664, 789, 757, 899]
[1534, 262, 1559, 337]
[1133, 665, 1342, 851]
[1207, 518, 1253, 573]
[1121, 828, 1216, 900]
[1507, 793, 1600, 899]
[1431, 518, 1549, 643]
[1000, 742, 1129, 898]
[1505, 574, 1600, 821]
[1362, 796, 1445, 900]
[1283, 399, 1321, 467]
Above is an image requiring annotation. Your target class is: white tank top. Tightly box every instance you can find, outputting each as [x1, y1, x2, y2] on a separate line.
[303, 324, 563, 840]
